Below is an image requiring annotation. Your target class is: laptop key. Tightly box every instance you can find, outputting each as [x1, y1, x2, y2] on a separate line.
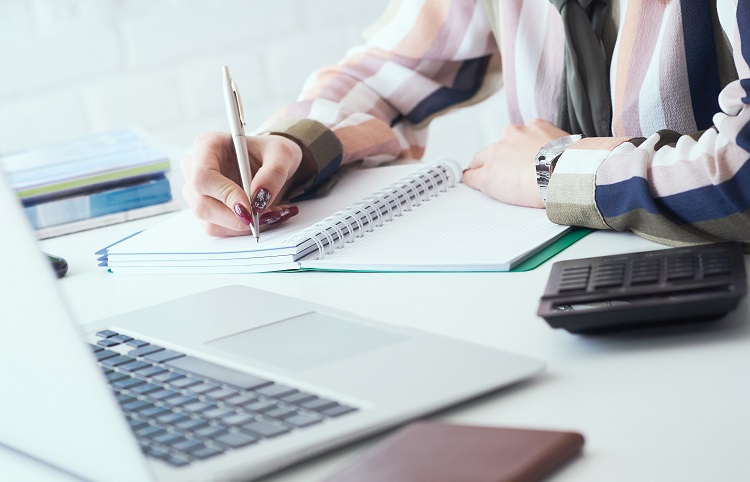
[128, 345, 165, 358]
[120, 360, 152, 373]
[205, 388, 238, 401]
[172, 438, 204, 453]
[224, 394, 257, 407]
[139, 406, 171, 419]
[117, 394, 137, 406]
[187, 382, 221, 396]
[113, 378, 146, 390]
[131, 383, 162, 395]
[147, 389, 181, 402]
[165, 395, 199, 408]
[221, 413, 255, 426]
[183, 401, 217, 414]
[144, 350, 185, 364]
[128, 418, 149, 431]
[190, 446, 224, 460]
[321, 404, 358, 418]
[203, 407, 235, 420]
[166, 356, 272, 390]
[245, 401, 276, 413]
[107, 371, 129, 383]
[136, 365, 167, 378]
[101, 355, 135, 368]
[110, 334, 133, 344]
[169, 377, 201, 389]
[264, 407, 298, 420]
[165, 455, 191, 467]
[241, 420, 290, 438]
[175, 418, 210, 432]
[126, 339, 150, 348]
[152, 371, 184, 384]
[280, 392, 316, 405]
[152, 432, 185, 446]
[136, 425, 166, 438]
[95, 349, 119, 361]
[255, 384, 296, 399]
[145, 447, 170, 460]
[214, 432, 257, 449]
[97, 338, 121, 348]
[123, 400, 153, 413]
[284, 414, 322, 428]
[96, 330, 118, 338]
[300, 398, 337, 412]
[156, 412, 190, 425]
[194, 425, 228, 439]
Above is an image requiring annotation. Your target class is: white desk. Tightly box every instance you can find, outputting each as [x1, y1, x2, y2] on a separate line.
[13, 212, 750, 481]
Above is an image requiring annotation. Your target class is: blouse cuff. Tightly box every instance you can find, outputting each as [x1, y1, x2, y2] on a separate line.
[259, 118, 343, 199]
[546, 137, 639, 229]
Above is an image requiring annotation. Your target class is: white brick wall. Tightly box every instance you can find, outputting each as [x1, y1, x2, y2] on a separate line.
[0, 0, 507, 167]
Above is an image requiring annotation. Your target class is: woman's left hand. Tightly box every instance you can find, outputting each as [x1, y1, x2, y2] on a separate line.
[462, 118, 569, 208]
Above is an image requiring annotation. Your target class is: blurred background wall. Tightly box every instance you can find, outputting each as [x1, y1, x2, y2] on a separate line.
[0, 0, 508, 169]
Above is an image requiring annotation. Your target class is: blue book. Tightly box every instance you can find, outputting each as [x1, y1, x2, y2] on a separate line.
[25, 175, 173, 230]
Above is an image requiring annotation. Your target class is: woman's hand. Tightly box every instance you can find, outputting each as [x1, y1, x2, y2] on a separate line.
[462, 118, 569, 208]
[181, 132, 312, 237]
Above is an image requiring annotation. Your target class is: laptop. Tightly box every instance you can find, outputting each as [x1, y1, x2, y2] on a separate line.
[0, 168, 544, 482]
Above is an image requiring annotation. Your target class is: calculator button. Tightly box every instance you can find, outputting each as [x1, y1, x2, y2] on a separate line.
[593, 263, 625, 288]
[667, 269, 694, 281]
[701, 253, 730, 276]
[560, 266, 590, 288]
[559, 281, 588, 292]
[666, 255, 695, 280]
[593, 277, 624, 289]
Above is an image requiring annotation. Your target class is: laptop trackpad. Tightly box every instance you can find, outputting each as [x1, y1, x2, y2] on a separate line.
[207, 312, 407, 371]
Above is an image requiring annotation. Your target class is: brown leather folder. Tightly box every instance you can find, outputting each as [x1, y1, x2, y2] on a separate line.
[320, 421, 584, 482]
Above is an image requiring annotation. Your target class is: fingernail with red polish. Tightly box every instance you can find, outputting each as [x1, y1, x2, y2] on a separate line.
[260, 205, 299, 226]
[233, 203, 252, 225]
[251, 187, 271, 214]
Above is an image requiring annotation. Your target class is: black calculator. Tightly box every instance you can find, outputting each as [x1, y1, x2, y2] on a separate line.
[537, 242, 747, 334]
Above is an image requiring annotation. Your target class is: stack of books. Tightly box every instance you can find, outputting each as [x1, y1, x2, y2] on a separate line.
[0, 129, 180, 239]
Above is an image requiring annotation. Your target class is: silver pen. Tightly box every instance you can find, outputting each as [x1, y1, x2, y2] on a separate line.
[222, 66, 260, 242]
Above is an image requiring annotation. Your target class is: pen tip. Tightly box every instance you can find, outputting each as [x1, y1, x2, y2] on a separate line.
[222, 65, 229, 76]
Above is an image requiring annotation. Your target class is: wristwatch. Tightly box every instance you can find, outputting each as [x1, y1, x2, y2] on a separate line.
[535, 134, 583, 205]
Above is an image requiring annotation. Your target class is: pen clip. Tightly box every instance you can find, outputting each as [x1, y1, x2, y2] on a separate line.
[231, 80, 246, 127]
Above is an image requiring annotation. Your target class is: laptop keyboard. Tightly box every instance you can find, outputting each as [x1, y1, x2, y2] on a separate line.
[91, 330, 358, 467]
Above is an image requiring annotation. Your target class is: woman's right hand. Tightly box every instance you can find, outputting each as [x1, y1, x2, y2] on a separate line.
[181, 132, 312, 237]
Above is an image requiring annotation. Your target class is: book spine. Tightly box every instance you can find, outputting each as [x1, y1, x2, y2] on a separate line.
[286, 159, 462, 260]
[25, 175, 173, 229]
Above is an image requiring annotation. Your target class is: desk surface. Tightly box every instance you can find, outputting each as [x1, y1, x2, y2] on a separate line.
[12, 212, 750, 481]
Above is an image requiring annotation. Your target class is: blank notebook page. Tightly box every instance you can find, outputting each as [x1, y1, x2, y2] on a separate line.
[300, 182, 569, 272]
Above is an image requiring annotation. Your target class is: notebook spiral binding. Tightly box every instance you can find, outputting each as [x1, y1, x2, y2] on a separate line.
[285, 159, 463, 260]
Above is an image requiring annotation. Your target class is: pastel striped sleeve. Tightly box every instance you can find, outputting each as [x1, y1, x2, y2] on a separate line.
[546, 137, 642, 230]
[548, 0, 750, 246]
[258, 0, 501, 195]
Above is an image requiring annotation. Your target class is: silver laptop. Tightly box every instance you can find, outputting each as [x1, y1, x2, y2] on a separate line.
[0, 168, 544, 482]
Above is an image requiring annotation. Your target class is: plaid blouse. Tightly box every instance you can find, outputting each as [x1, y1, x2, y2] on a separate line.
[260, 0, 750, 246]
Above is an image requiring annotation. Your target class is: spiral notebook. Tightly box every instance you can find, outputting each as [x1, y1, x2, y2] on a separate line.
[98, 160, 583, 273]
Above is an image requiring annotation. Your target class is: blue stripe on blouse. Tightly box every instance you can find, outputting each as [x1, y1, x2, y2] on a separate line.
[403, 56, 490, 125]
[680, 0, 723, 131]
[597, 158, 750, 223]
[738, 0, 750, 67]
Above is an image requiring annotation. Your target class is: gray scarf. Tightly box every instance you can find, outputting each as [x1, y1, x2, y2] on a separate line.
[550, 0, 612, 137]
